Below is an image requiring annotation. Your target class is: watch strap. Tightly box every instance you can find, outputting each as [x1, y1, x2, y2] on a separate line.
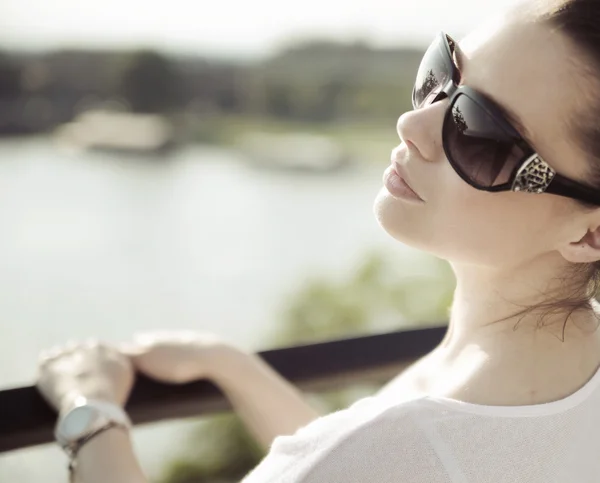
[55, 397, 132, 482]
[66, 421, 127, 483]
[55, 397, 132, 448]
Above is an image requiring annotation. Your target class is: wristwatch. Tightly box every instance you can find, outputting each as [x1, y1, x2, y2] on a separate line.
[55, 396, 132, 462]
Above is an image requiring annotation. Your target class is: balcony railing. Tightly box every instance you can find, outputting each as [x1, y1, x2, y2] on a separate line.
[0, 325, 447, 454]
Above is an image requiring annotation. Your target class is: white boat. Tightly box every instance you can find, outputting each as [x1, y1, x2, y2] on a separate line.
[53, 110, 176, 154]
[236, 131, 350, 172]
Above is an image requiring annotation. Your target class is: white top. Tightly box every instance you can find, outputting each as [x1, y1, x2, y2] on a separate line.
[241, 364, 600, 482]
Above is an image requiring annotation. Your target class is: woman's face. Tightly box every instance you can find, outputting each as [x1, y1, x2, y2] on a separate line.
[374, 12, 597, 270]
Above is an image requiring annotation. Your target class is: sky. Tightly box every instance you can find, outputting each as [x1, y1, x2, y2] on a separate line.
[1, 0, 522, 59]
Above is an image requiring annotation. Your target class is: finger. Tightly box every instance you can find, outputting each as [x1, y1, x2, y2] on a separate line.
[38, 349, 52, 364]
[38, 348, 61, 363]
[83, 339, 100, 349]
[133, 331, 160, 342]
[64, 339, 80, 352]
[133, 330, 179, 343]
[117, 342, 148, 358]
[45, 346, 66, 360]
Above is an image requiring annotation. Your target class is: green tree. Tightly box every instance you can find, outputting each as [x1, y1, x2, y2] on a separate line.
[264, 82, 293, 118]
[0, 53, 21, 99]
[119, 50, 182, 113]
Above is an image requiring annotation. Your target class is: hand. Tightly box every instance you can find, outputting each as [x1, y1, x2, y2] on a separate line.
[121, 330, 239, 384]
[37, 340, 135, 414]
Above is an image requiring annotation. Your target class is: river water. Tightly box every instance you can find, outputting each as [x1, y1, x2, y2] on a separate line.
[0, 137, 422, 481]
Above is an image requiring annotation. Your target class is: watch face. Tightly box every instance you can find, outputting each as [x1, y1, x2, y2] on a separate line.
[62, 406, 95, 440]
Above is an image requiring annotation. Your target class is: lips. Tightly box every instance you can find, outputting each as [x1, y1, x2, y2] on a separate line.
[392, 162, 423, 201]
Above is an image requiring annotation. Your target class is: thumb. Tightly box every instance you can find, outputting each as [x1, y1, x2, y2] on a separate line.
[117, 341, 176, 382]
[117, 342, 149, 359]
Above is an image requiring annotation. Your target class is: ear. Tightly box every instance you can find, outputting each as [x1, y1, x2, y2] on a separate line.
[559, 224, 600, 264]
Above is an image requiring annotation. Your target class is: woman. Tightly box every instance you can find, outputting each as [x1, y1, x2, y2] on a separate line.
[36, 0, 600, 481]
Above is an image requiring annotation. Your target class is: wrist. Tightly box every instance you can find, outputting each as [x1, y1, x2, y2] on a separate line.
[71, 426, 145, 483]
[204, 343, 253, 385]
[59, 390, 120, 415]
[77, 424, 131, 459]
[55, 398, 132, 455]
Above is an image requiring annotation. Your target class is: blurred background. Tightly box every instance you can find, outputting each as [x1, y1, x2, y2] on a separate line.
[0, 0, 518, 481]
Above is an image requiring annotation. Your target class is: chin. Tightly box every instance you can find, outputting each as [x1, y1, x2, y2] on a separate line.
[372, 187, 435, 251]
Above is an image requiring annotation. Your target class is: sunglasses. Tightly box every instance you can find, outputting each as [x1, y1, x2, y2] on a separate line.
[413, 32, 600, 206]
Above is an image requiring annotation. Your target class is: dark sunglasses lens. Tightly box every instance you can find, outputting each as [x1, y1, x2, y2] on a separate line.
[413, 37, 451, 108]
[443, 94, 525, 187]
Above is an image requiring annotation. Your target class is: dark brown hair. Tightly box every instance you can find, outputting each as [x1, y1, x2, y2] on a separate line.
[488, 0, 600, 340]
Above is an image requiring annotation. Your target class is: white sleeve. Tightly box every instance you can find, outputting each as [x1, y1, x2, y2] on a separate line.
[240, 396, 454, 483]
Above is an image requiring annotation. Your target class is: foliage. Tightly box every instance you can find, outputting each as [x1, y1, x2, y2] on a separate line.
[269, 250, 454, 346]
[118, 50, 183, 113]
[185, 113, 399, 168]
[157, 251, 455, 483]
[0, 53, 21, 100]
[158, 414, 264, 483]
[0, 38, 425, 136]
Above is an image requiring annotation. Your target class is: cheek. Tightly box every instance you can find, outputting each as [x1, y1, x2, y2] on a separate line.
[374, 178, 568, 267]
[439, 193, 545, 265]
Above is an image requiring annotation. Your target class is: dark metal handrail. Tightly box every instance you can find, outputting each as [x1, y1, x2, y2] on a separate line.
[0, 325, 447, 454]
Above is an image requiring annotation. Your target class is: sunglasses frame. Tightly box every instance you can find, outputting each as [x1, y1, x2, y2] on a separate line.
[413, 32, 600, 207]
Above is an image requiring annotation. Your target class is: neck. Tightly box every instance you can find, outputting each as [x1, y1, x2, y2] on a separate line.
[419, 252, 600, 405]
[441, 251, 600, 360]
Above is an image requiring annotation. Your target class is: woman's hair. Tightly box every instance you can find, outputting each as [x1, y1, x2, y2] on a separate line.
[488, 0, 600, 339]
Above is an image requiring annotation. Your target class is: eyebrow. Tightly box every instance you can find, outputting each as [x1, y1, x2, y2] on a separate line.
[453, 42, 534, 143]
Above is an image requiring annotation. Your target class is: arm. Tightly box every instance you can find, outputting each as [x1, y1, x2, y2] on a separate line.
[72, 427, 147, 483]
[126, 332, 323, 451]
[68, 347, 318, 481]
[36, 341, 148, 483]
[210, 345, 322, 450]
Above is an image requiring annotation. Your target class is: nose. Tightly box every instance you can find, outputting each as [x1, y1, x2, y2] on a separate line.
[395, 101, 446, 162]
